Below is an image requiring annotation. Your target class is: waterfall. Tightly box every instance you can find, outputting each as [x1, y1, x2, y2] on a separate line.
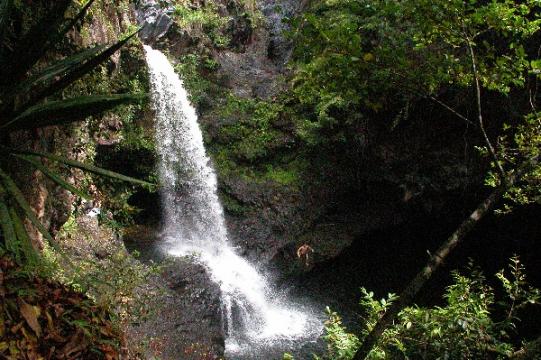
[144, 45, 321, 356]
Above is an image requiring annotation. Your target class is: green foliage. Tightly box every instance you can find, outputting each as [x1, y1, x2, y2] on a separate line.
[288, 0, 370, 145]
[320, 307, 362, 360]
[264, 164, 299, 186]
[171, 0, 261, 49]
[169, 0, 303, 191]
[207, 93, 306, 188]
[173, 1, 230, 48]
[5, 94, 145, 131]
[487, 112, 541, 212]
[288, 0, 540, 145]
[219, 95, 284, 161]
[42, 224, 161, 325]
[316, 257, 540, 360]
[174, 52, 221, 107]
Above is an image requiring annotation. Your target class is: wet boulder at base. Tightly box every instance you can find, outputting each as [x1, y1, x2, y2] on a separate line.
[127, 257, 225, 359]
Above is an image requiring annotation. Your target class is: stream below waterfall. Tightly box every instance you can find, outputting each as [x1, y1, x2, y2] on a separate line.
[143, 45, 324, 359]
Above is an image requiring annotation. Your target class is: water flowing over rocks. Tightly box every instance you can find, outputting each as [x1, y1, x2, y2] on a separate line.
[130, 0, 487, 288]
[127, 4, 495, 359]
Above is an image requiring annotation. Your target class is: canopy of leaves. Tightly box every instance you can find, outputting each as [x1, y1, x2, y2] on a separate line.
[288, 0, 540, 145]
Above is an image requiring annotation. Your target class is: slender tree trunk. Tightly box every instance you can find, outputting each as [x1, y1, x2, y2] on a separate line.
[466, 37, 507, 183]
[353, 158, 537, 360]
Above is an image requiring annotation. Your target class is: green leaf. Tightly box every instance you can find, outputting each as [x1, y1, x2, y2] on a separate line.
[0, 189, 18, 256]
[12, 150, 155, 187]
[0, 167, 54, 244]
[18, 30, 140, 110]
[12, 154, 91, 200]
[531, 59, 541, 74]
[15, 45, 105, 97]
[2, 93, 147, 130]
[8, 206, 39, 265]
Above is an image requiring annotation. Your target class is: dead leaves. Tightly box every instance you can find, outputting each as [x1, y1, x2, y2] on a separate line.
[0, 257, 121, 359]
[19, 302, 42, 337]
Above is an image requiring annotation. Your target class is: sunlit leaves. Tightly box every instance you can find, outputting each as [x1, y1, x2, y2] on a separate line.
[319, 258, 540, 359]
[288, 0, 541, 145]
[491, 113, 541, 211]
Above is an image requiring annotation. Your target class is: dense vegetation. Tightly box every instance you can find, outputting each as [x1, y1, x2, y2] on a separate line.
[281, 0, 541, 358]
[174, 0, 541, 357]
[0, 1, 157, 358]
[306, 257, 540, 359]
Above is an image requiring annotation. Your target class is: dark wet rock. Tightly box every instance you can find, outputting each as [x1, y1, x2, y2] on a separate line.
[135, 0, 175, 43]
[259, 0, 299, 66]
[127, 257, 225, 360]
[94, 142, 160, 225]
[226, 7, 253, 50]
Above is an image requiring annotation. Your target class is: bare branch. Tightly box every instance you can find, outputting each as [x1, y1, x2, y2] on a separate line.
[428, 95, 474, 126]
[465, 35, 508, 184]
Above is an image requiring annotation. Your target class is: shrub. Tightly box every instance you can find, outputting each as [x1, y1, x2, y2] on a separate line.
[316, 257, 540, 360]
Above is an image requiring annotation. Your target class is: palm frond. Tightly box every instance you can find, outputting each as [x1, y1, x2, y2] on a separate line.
[0, 167, 54, 244]
[11, 150, 156, 187]
[0, 190, 18, 258]
[9, 206, 39, 265]
[18, 30, 140, 111]
[13, 154, 91, 200]
[15, 45, 105, 98]
[2, 93, 147, 131]
[0, 1, 72, 85]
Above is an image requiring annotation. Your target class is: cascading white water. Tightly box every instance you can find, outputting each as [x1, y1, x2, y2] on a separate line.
[143, 45, 322, 356]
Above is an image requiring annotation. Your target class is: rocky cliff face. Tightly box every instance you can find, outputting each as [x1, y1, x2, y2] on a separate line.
[136, 0, 176, 42]
[16, 1, 142, 249]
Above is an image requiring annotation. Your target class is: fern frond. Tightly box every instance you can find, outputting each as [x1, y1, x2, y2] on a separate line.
[17, 30, 140, 111]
